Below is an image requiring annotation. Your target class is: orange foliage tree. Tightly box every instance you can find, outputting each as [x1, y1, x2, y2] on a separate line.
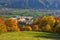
[0, 16, 7, 32]
[5, 18, 20, 31]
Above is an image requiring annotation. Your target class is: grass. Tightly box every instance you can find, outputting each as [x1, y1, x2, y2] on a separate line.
[12, 11, 49, 16]
[0, 31, 60, 40]
[2, 11, 52, 18]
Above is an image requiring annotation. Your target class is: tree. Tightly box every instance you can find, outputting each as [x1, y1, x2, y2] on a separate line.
[5, 18, 20, 31]
[0, 16, 7, 32]
[45, 24, 52, 32]
[39, 16, 56, 27]
[32, 18, 39, 25]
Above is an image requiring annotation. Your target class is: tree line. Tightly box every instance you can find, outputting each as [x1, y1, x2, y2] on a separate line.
[0, 15, 60, 34]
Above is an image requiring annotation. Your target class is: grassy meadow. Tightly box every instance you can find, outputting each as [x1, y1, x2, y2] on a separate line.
[0, 31, 60, 40]
[2, 11, 52, 18]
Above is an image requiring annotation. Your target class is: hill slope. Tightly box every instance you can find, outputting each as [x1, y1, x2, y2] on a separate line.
[0, 0, 60, 10]
[0, 31, 60, 40]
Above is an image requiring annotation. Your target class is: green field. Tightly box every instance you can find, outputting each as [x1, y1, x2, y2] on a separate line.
[0, 31, 60, 40]
[2, 11, 52, 18]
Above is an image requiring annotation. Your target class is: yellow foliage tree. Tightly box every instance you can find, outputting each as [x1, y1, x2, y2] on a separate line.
[39, 16, 56, 27]
[45, 24, 52, 32]
[22, 25, 32, 31]
[32, 25, 39, 31]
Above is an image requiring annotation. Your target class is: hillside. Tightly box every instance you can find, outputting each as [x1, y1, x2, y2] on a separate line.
[0, 31, 60, 40]
[0, 0, 60, 10]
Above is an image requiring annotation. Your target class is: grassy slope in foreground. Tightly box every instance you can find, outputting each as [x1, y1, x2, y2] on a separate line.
[0, 31, 60, 40]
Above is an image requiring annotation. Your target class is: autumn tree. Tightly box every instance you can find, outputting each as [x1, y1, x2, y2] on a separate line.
[32, 18, 40, 25]
[0, 16, 7, 32]
[39, 16, 56, 26]
[44, 24, 52, 32]
[5, 18, 20, 31]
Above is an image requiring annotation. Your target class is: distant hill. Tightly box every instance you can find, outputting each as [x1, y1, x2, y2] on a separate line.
[0, 0, 60, 10]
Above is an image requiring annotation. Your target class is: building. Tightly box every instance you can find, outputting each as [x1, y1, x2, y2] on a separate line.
[12, 15, 34, 25]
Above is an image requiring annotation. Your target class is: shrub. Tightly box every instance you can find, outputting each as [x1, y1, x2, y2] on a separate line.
[22, 25, 32, 31]
[55, 24, 60, 34]
[44, 24, 52, 32]
[32, 25, 39, 31]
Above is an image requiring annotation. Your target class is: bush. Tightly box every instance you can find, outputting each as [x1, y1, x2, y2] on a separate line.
[44, 24, 52, 32]
[32, 25, 39, 31]
[56, 28, 60, 34]
[22, 25, 32, 31]
[55, 24, 60, 34]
